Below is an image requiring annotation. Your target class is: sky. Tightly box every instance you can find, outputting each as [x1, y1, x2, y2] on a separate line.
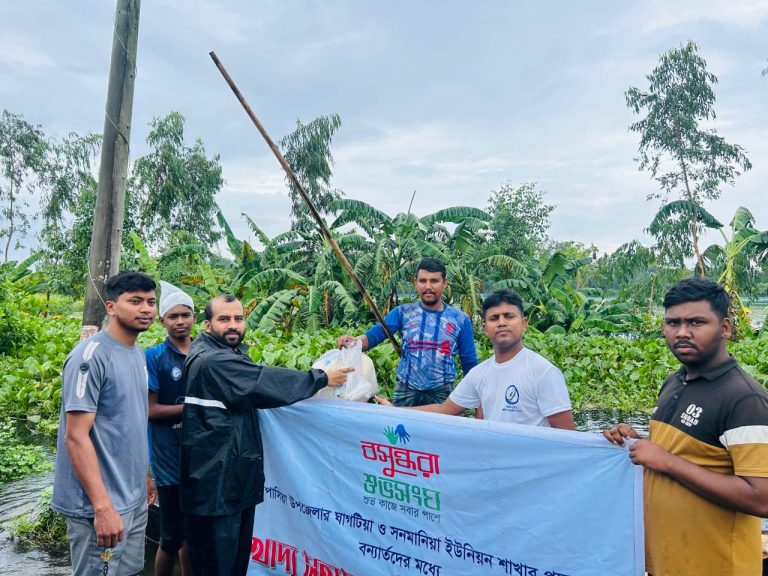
[1, 0, 767, 260]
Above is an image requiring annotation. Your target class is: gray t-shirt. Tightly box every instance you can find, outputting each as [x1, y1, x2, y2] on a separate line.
[52, 330, 149, 517]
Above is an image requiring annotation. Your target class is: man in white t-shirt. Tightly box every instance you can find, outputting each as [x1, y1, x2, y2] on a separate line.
[377, 289, 575, 429]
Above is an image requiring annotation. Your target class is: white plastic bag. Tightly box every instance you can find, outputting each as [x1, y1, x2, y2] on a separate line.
[312, 340, 378, 401]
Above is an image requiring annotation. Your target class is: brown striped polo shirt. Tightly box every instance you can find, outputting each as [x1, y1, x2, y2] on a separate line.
[644, 357, 768, 576]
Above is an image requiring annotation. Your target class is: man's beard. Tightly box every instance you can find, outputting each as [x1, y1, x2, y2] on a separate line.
[211, 328, 245, 347]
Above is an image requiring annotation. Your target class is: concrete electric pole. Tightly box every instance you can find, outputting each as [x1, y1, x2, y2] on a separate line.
[81, 0, 141, 338]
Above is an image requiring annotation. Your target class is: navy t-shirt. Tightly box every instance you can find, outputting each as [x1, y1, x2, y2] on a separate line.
[146, 339, 187, 487]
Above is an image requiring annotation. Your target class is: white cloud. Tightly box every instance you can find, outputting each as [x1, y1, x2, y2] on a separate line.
[631, 0, 768, 33]
[220, 157, 288, 197]
[161, 0, 252, 44]
[0, 43, 54, 69]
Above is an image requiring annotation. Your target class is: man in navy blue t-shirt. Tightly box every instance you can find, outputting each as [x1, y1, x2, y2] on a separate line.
[146, 281, 195, 576]
[339, 258, 478, 407]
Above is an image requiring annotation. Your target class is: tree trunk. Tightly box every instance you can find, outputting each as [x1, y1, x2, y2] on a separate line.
[3, 189, 13, 263]
[679, 159, 705, 277]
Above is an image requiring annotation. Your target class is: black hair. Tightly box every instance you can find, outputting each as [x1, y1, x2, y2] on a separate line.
[416, 257, 446, 279]
[481, 289, 525, 320]
[204, 294, 239, 321]
[662, 278, 729, 319]
[105, 271, 156, 301]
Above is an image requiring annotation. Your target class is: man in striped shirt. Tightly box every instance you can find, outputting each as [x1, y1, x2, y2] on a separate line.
[604, 278, 768, 576]
[338, 257, 478, 407]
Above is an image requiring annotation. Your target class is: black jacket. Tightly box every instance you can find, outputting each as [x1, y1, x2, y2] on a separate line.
[179, 331, 328, 516]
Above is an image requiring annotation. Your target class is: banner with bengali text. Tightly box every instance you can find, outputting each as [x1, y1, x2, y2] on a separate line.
[248, 400, 644, 576]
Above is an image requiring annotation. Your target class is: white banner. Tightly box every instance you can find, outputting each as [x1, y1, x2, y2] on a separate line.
[249, 400, 644, 576]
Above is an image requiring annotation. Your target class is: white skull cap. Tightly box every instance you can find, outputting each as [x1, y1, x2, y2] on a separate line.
[159, 280, 194, 318]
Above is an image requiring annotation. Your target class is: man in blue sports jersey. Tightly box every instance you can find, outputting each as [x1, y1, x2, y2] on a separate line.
[339, 257, 478, 407]
[146, 281, 195, 576]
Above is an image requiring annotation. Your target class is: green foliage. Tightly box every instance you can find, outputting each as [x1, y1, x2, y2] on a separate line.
[0, 420, 51, 481]
[330, 197, 490, 317]
[126, 111, 224, 252]
[279, 114, 343, 224]
[626, 41, 751, 274]
[701, 207, 768, 338]
[37, 132, 101, 296]
[0, 110, 48, 261]
[730, 335, 768, 387]
[524, 333, 678, 410]
[487, 181, 553, 259]
[0, 314, 79, 419]
[242, 328, 767, 411]
[0, 278, 31, 354]
[10, 487, 67, 552]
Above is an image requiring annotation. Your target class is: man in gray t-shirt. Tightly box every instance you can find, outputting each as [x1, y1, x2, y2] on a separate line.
[52, 271, 157, 576]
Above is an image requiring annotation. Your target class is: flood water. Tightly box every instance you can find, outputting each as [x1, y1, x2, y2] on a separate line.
[2, 409, 757, 575]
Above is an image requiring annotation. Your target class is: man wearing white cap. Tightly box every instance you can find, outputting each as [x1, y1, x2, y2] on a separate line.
[146, 281, 195, 576]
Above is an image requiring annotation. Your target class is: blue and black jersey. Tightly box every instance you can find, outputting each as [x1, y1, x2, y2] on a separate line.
[365, 302, 478, 391]
[146, 338, 187, 487]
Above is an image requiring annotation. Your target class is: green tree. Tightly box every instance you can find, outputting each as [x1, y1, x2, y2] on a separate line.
[330, 198, 490, 317]
[590, 241, 688, 316]
[0, 111, 48, 262]
[626, 41, 751, 276]
[127, 111, 224, 252]
[278, 114, 343, 227]
[37, 133, 101, 295]
[701, 206, 768, 336]
[487, 181, 553, 259]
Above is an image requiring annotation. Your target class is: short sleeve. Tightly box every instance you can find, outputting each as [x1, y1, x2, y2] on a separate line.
[449, 369, 481, 409]
[535, 365, 572, 418]
[146, 346, 160, 393]
[721, 391, 768, 478]
[61, 338, 107, 413]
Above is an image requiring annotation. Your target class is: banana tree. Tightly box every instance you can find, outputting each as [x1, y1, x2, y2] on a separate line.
[702, 206, 768, 336]
[499, 250, 640, 334]
[330, 197, 490, 317]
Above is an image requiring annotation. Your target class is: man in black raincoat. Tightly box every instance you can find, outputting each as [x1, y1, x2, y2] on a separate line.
[179, 294, 352, 576]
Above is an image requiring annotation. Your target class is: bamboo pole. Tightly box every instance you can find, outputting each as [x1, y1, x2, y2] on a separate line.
[209, 51, 401, 355]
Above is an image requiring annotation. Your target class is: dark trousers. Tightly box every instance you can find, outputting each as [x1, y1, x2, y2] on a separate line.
[186, 506, 255, 576]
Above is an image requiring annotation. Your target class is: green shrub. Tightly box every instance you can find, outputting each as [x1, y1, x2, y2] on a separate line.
[242, 328, 767, 412]
[0, 280, 32, 355]
[0, 419, 51, 482]
[0, 315, 79, 419]
[10, 486, 67, 553]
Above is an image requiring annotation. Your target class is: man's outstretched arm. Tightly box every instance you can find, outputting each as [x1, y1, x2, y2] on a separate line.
[375, 396, 467, 416]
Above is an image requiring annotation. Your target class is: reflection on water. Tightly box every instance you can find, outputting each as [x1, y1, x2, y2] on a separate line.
[0, 469, 68, 575]
[0, 469, 169, 576]
[574, 409, 651, 436]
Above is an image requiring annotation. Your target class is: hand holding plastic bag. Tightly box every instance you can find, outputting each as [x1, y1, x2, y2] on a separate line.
[313, 340, 378, 401]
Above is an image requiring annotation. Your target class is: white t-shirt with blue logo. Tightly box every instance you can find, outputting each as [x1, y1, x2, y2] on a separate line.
[449, 347, 571, 427]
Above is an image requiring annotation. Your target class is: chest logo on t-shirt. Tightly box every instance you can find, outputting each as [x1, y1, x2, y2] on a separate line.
[680, 403, 703, 427]
[505, 385, 520, 405]
[171, 366, 183, 381]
